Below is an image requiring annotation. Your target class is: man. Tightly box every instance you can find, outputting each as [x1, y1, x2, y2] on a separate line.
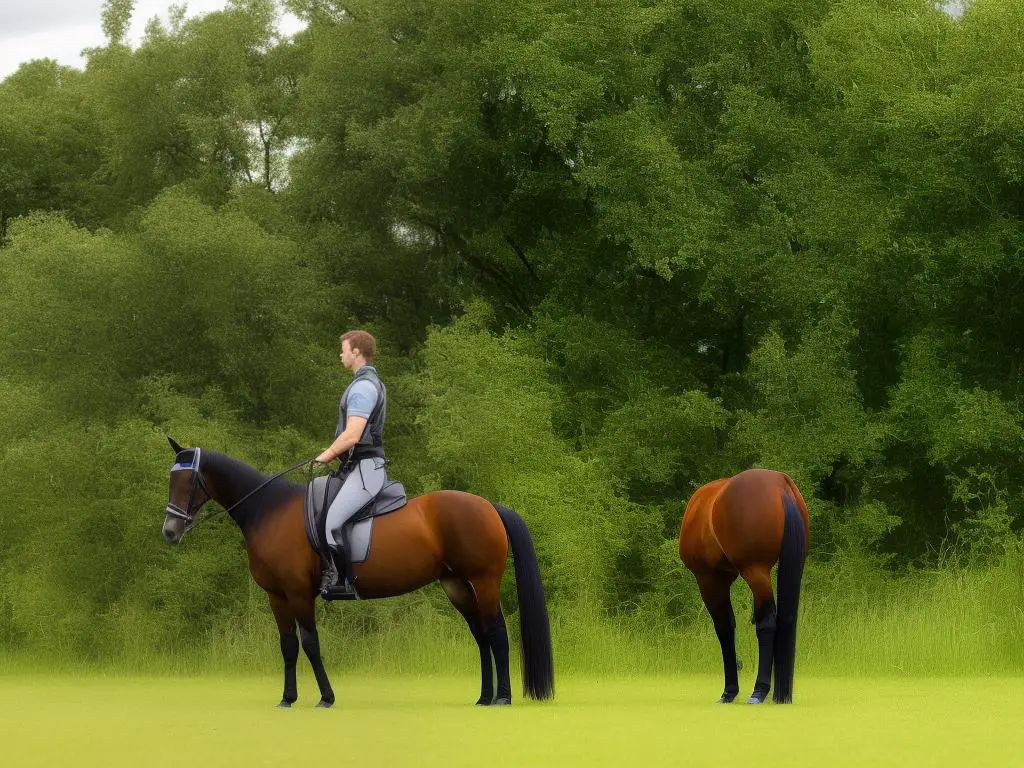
[316, 330, 388, 598]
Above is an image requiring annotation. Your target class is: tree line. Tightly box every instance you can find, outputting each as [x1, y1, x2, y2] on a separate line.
[1, 0, 1021, 656]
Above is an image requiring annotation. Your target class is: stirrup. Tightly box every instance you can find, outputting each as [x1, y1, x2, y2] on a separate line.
[321, 579, 360, 601]
[319, 546, 360, 601]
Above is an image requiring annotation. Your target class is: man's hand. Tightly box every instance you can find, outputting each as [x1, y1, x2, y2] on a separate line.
[318, 416, 368, 466]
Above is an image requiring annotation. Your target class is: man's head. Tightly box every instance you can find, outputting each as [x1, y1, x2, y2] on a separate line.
[340, 330, 376, 372]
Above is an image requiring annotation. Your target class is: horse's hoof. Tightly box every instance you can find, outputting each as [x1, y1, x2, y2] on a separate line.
[276, 699, 294, 709]
[316, 698, 334, 708]
[718, 693, 737, 704]
[491, 697, 511, 706]
[475, 698, 491, 706]
[747, 692, 767, 705]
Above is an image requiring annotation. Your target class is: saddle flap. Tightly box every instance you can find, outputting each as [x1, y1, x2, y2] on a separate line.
[303, 473, 408, 557]
[304, 475, 344, 555]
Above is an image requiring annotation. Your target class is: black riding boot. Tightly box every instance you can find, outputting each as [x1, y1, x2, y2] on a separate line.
[319, 550, 338, 594]
[320, 544, 360, 600]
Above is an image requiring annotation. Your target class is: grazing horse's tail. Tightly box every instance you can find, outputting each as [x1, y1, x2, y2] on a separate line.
[493, 503, 555, 700]
[773, 490, 808, 703]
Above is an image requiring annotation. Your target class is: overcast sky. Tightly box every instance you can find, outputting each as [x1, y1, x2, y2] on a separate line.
[0, 1, 304, 80]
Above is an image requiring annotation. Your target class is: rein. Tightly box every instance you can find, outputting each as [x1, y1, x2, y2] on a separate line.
[171, 455, 320, 534]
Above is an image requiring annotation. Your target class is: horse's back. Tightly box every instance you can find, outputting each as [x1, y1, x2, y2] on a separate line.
[420, 490, 508, 576]
[358, 490, 508, 596]
[680, 469, 799, 572]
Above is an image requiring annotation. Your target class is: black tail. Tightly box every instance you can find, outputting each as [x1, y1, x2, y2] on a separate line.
[493, 503, 555, 700]
[773, 493, 807, 703]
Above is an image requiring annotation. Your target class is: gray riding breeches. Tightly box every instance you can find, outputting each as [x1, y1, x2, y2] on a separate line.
[325, 457, 387, 548]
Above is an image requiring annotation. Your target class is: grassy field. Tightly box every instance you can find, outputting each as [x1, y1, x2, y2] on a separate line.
[2, 674, 1022, 767]
[4, 553, 1024, 766]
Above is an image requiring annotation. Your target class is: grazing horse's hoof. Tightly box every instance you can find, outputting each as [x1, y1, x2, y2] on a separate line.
[718, 692, 737, 704]
[492, 697, 511, 706]
[276, 699, 294, 709]
[316, 698, 334, 708]
[747, 691, 768, 705]
[475, 697, 492, 706]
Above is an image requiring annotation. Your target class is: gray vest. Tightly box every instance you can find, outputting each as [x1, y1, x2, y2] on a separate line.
[336, 365, 386, 458]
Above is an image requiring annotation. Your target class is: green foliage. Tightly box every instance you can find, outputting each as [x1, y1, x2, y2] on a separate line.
[596, 390, 728, 491]
[101, 0, 136, 46]
[0, 61, 106, 233]
[4, 0, 1024, 662]
[417, 308, 626, 608]
[732, 310, 883, 484]
[888, 333, 1024, 468]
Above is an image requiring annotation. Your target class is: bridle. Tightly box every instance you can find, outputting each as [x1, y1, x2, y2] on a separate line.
[165, 448, 319, 535]
[165, 448, 214, 534]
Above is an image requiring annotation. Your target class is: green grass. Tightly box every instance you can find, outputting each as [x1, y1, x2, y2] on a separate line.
[2, 674, 1023, 767]
[7, 547, 1024, 679]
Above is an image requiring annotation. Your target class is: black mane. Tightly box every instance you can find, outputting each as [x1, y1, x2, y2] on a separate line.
[202, 450, 305, 533]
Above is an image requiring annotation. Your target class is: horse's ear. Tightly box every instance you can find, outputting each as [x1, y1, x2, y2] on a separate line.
[167, 436, 184, 455]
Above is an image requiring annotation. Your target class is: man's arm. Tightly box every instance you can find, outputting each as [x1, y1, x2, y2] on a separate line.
[316, 416, 368, 463]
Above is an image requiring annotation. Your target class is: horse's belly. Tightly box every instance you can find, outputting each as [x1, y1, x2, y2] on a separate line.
[353, 509, 442, 598]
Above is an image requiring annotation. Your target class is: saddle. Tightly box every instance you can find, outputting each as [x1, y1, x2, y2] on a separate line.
[303, 466, 408, 567]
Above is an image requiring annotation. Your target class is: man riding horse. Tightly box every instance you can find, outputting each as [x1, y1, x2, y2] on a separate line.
[161, 329, 555, 707]
[315, 329, 388, 599]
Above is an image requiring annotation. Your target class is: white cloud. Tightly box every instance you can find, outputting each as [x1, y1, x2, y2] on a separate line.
[0, 1, 305, 80]
[0, 1, 99, 36]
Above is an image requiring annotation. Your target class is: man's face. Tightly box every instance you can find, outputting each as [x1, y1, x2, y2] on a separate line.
[340, 339, 359, 370]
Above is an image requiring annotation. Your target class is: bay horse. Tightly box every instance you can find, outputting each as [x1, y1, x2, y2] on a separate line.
[679, 469, 809, 704]
[160, 438, 554, 707]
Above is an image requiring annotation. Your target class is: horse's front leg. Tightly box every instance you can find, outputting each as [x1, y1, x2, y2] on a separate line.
[269, 594, 299, 708]
[293, 596, 335, 708]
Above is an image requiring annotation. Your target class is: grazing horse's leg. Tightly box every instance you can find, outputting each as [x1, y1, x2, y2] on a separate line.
[269, 594, 299, 708]
[486, 608, 512, 705]
[440, 576, 494, 705]
[741, 565, 777, 704]
[472, 577, 511, 706]
[696, 571, 740, 703]
[293, 597, 335, 708]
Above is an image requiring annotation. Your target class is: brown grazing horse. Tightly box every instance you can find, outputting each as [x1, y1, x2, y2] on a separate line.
[161, 439, 554, 707]
[679, 469, 809, 704]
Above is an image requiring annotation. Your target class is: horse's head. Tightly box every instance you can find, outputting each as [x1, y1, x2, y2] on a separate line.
[162, 436, 212, 546]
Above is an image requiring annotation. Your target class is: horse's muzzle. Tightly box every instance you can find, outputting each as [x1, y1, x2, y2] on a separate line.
[162, 516, 183, 546]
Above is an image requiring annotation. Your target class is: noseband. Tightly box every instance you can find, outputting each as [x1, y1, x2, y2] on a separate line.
[165, 448, 213, 533]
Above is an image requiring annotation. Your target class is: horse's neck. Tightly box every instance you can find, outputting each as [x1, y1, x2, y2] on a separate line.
[203, 456, 265, 520]
[202, 453, 301, 535]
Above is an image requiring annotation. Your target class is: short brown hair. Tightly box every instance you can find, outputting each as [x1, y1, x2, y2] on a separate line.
[341, 330, 377, 361]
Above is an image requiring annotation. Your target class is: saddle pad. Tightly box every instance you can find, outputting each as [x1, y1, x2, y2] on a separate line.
[304, 473, 408, 561]
[347, 517, 374, 564]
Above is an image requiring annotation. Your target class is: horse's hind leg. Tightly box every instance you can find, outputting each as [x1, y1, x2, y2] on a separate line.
[740, 564, 777, 704]
[269, 594, 299, 708]
[292, 596, 335, 708]
[484, 607, 512, 705]
[696, 570, 740, 703]
[470, 577, 511, 705]
[440, 576, 494, 705]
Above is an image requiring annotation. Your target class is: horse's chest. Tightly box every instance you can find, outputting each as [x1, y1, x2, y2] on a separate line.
[245, 546, 280, 589]
[244, 529, 304, 591]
